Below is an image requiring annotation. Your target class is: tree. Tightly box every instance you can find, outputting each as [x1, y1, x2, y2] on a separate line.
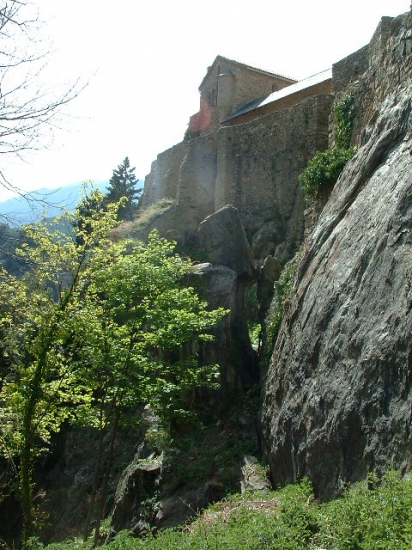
[0, 192, 120, 547]
[105, 156, 142, 221]
[0, 193, 225, 546]
[75, 230, 225, 544]
[0, 0, 84, 197]
[0, 223, 30, 276]
[72, 182, 107, 245]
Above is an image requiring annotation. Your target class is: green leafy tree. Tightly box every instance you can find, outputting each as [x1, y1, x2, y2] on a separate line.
[0, 193, 225, 546]
[0, 192, 120, 546]
[72, 182, 107, 245]
[73, 231, 226, 543]
[105, 156, 142, 221]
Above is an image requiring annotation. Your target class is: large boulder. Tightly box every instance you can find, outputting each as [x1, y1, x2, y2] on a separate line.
[198, 205, 255, 279]
[188, 262, 257, 395]
[261, 66, 412, 500]
[111, 454, 162, 535]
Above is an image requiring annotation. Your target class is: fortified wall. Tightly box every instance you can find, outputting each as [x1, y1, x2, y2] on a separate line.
[139, 17, 394, 265]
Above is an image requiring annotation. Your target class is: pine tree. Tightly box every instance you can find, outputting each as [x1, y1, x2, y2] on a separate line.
[105, 156, 141, 221]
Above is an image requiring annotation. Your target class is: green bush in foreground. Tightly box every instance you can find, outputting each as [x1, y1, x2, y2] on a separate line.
[316, 470, 412, 549]
[38, 470, 412, 549]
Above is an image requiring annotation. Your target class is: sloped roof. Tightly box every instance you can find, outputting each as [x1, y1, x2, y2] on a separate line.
[225, 68, 332, 121]
[199, 55, 296, 90]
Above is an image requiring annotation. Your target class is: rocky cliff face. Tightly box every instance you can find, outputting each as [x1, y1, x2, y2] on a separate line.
[21, 12, 412, 543]
[261, 11, 412, 501]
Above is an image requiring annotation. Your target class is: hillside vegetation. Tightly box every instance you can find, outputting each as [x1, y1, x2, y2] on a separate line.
[26, 471, 412, 550]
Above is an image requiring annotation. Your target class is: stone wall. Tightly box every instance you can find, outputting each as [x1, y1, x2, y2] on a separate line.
[140, 141, 186, 209]
[138, 15, 408, 262]
[195, 57, 295, 134]
[224, 77, 332, 126]
[335, 14, 411, 146]
[216, 93, 333, 259]
[225, 65, 288, 116]
[261, 10, 412, 502]
[139, 89, 332, 262]
[176, 132, 218, 234]
[332, 45, 369, 95]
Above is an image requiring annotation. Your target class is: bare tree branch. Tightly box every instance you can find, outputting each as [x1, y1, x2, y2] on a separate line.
[0, 0, 86, 204]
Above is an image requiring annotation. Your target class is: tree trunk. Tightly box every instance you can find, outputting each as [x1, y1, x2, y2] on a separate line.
[93, 407, 120, 547]
[83, 406, 106, 541]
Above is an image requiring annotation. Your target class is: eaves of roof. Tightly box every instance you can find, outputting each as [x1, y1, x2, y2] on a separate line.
[223, 68, 332, 122]
[199, 55, 296, 90]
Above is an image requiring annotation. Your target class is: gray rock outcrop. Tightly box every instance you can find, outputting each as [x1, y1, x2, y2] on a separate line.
[261, 11, 412, 501]
[198, 205, 255, 279]
[188, 261, 257, 395]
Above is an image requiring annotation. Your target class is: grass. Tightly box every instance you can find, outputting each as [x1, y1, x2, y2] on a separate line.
[33, 470, 412, 549]
[110, 199, 176, 241]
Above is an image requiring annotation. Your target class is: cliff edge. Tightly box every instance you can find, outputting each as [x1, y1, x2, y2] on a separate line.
[261, 11, 412, 501]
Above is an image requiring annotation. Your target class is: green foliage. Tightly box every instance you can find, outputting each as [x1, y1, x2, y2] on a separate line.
[72, 182, 107, 244]
[0, 194, 121, 544]
[298, 146, 356, 196]
[262, 259, 296, 365]
[268, 480, 319, 549]
[248, 322, 261, 351]
[0, 194, 225, 545]
[73, 229, 226, 428]
[41, 471, 412, 549]
[333, 93, 356, 150]
[299, 93, 357, 197]
[167, 422, 256, 494]
[0, 223, 31, 276]
[184, 128, 201, 141]
[315, 471, 412, 549]
[105, 157, 142, 221]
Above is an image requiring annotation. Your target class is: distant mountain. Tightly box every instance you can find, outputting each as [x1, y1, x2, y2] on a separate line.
[0, 180, 142, 225]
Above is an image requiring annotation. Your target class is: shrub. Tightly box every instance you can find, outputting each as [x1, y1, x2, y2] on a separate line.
[315, 471, 412, 549]
[41, 471, 412, 549]
[299, 93, 356, 197]
[333, 93, 356, 149]
[298, 146, 356, 196]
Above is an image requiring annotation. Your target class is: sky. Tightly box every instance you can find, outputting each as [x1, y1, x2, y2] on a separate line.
[0, 0, 409, 201]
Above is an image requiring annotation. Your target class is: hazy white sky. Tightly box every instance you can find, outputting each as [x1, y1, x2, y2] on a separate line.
[1, 0, 409, 200]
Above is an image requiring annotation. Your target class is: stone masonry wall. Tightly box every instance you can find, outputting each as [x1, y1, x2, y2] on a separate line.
[216, 93, 333, 260]
[333, 14, 411, 147]
[175, 132, 218, 235]
[332, 45, 369, 95]
[228, 67, 288, 114]
[139, 90, 333, 260]
[197, 58, 295, 134]
[139, 89, 332, 261]
[139, 14, 405, 258]
[224, 78, 332, 126]
[140, 141, 187, 209]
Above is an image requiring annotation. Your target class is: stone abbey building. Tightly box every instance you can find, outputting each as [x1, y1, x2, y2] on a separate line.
[139, 17, 394, 263]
